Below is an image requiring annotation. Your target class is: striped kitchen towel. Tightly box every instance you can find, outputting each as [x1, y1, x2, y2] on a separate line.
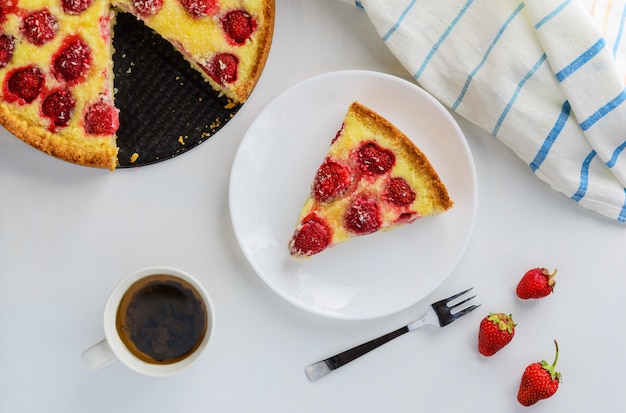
[343, 0, 626, 222]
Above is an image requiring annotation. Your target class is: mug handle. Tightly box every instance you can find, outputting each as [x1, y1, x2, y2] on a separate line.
[82, 339, 117, 370]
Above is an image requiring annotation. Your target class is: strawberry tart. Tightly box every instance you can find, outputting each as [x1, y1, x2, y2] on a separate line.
[0, 0, 274, 170]
[289, 101, 453, 259]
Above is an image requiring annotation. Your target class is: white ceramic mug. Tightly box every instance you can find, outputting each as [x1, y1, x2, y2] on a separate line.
[82, 266, 215, 377]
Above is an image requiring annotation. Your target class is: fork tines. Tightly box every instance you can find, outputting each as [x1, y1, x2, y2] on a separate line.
[433, 287, 480, 325]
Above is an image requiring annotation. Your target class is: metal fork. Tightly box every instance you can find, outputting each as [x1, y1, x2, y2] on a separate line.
[305, 288, 480, 381]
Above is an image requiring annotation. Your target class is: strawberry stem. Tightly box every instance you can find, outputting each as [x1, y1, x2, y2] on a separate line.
[545, 268, 557, 287]
[543, 340, 562, 382]
[551, 340, 559, 369]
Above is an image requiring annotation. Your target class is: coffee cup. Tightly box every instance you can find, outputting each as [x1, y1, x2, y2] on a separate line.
[82, 266, 214, 377]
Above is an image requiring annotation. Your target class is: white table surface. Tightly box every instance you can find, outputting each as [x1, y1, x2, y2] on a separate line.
[2, 1, 626, 411]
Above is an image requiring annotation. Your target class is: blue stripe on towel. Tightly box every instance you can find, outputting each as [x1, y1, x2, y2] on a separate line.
[580, 89, 626, 131]
[619, 189, 626, 222]
[452, 2, 525, 111]
[614, 4, 626, 58]
[571, 150, 596, 202]
[413, 0, 474, 80]
[606, 140, 626, 168]
[530, 101, 571, 172]
[535, 0, 572, 29]
[555, 38, 606, 82]
[492, 53, 547, 136]
[382, 0, 418, 41]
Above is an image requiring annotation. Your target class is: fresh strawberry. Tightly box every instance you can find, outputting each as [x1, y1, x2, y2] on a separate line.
[517, 340, 562, 406]
[477, 313, 515, 356]
[516, 267, 557, 299]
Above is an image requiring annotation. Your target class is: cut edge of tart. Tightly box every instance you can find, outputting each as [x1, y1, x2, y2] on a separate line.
[288, 101, 454, 259]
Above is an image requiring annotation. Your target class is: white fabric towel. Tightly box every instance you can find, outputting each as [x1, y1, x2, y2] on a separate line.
[341, 0, 626, 222]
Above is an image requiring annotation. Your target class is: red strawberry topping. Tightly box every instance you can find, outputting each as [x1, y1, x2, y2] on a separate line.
[52, 36, 92, 85]
[4, 65, 44, 104]
[383, 177, 416, 206]
[41, 89, 75, 128]
[331, 123, 345, 145]
[205, 53, 238, 85]
[312, 158, 353, 202]
[290, 214, 332, 257]
[132, 0, 163, 17]
[356, 141, 395, 175]
[220, 9, 257, 45]
[22, 9, 58, 46]
[62, 0, 95, 15]
[84, 99, 119, 135]
[179, 0, 217, 18]
[344, 196, 381, 235]
[396, 212, 418, 223]
[0, 34, 15, 68]
[0, 0, 18, 24]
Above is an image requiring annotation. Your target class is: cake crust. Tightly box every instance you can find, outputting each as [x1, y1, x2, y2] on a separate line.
[0, 104, 118, 170]
[231, 0, 274, 102]
[349, 101, 453, 211]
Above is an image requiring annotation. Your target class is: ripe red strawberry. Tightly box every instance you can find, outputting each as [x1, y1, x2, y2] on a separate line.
[516, 267, 557, 299]
[477, 313, 515, 356]
[517, 340, 562, 406]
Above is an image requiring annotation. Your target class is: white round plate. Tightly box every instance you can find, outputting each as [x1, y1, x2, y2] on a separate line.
[229, 70, 477, 320]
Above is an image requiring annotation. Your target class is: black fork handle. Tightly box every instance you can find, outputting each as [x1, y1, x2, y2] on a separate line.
[322, 325, 410, 371]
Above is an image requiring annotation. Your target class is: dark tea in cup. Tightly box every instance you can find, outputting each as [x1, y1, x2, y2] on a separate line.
[115, 274, 208, 364]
